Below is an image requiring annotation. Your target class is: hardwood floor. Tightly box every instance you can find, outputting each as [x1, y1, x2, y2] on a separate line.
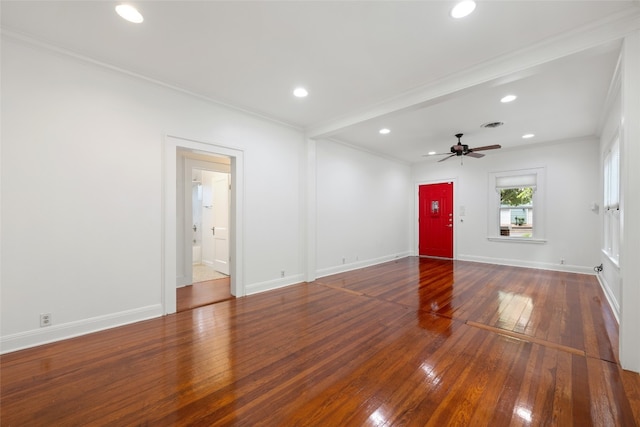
[177, 277, 233, 312]
[2, 257, 638, 426]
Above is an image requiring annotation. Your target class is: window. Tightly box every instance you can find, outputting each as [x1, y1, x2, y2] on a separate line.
[500, 186, 534, 237]
[489, 168, 546, 242]
[603, 136, 620, 263]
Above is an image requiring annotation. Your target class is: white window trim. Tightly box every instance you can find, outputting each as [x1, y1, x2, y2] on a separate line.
[487, 167, 547, 243]
[488, 236, 547, 244]
[601, 248, 620, 269]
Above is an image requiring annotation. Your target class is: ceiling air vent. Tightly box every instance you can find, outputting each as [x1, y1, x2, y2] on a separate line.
[481, 121, 504, 128]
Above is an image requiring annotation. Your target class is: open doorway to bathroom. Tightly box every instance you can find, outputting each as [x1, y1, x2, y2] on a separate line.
[177, 150, 233, 311]
[191, 169, 230, 279]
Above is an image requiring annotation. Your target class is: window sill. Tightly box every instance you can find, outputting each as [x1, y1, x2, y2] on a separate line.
[487, 237, 547, 244]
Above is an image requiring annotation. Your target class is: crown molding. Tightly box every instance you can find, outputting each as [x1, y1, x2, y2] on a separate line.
[1, 28, 305, 133]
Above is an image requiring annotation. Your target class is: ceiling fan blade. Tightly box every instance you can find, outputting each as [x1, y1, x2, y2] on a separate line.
[469, 144, 501, 152]
[438, 154, 456, 162]
[466, 152, 485, 158]
[422, 152, 452, 157]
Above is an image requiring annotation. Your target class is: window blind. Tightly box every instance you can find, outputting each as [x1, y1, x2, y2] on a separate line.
[495, 174, 536, 189]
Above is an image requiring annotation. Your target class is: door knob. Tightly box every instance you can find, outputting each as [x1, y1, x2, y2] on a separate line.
[211, 227, 215, 235]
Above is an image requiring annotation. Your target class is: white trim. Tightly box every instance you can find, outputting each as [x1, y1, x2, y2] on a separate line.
[596, 273, 621, 324]
[304, 138, 317, 282]
[245, 274, 306, 295]
[316, 252, 412, 279]
[487, 237, 547, 244]
[1, 29, 303, 132]
[0, 304, 163, 354]
[619, 30, 640, 373]
[488, 167, 546, 240]
[601, 248, 620, 269]
[457, 254, 594, 275]
[163, 135, 245, 316]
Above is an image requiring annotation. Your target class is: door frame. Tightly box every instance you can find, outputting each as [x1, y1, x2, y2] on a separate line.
[163, 135, 244, 315]
[414, 178, 457, 258]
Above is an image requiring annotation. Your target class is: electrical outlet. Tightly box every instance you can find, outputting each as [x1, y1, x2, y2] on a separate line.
[40, 313, 52, 327]
[560, 258, 565, 265]
[280, 270, 285, 278]
[342, 257, 346, 264]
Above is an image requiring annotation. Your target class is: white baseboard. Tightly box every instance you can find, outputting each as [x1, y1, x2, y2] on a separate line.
[595, 273, 621, 324]
[456, 254, 595, 275]
[245, 273, 305, 295]
[0, 304, 163, 354]
[245, 252, 412, 295]
[457, 255, 620, 323]
[316, 252, 412, 279]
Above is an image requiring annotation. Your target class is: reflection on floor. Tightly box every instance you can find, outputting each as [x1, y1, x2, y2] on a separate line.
[3, 257, 639, 425]
[192, 263, 228, 283]
[177, 277, 232, 312]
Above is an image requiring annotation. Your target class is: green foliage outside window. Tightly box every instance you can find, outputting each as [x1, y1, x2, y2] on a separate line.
[500, 187, 533, 206]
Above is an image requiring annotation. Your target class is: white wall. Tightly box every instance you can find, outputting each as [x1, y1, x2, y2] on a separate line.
[316, 140, 412, 276]
[1, 37, 416, 352]
[1, 37, 305, 351]
[413, 138, 601, 274]
[4, 31, 634, 373]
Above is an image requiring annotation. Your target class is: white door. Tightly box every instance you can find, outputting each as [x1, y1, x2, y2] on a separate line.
[212, 172, 230, 275]
[200, 171, 215, 266]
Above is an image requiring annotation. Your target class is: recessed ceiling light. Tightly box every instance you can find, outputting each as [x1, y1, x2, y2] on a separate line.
[293, 87, 308, 98]
[451, 1, 476, 19]
[501, 95, 517, 103]
[522, 134, 535, 139]
[379, 128, 390, 135]
[115, 4, 144, 23]
[428, 151, 437, 156]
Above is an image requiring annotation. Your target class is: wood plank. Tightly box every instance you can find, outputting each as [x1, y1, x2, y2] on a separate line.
[466, 320, 586, 357]
[176, 277, 233, 311]
[1, 257, 638, 426]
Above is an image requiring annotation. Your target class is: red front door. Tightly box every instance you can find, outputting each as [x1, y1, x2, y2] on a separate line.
[419, 182, 453, 258]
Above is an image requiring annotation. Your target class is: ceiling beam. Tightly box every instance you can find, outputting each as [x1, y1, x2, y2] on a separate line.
[307, 8, 640, 140]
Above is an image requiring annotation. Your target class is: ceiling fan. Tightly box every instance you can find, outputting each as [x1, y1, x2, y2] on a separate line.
[429, 133, 501, 162]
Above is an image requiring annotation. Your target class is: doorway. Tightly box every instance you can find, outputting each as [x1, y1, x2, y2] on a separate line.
[191, 168, 230, 281]
[163, 135, 244, 315]
[418, 182, 454, 258]
[179, 156, 232, 311]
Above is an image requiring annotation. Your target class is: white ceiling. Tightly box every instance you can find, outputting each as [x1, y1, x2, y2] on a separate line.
[2, 1, 639, 163]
